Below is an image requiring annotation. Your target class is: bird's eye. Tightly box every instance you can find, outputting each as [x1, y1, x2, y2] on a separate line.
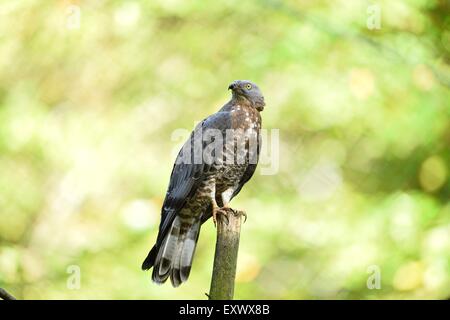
[245, 84, 252, 90]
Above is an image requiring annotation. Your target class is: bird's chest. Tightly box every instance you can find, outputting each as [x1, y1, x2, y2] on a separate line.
[230, 106, 261, 131]
[215, 163, 247, 191]
[214, 107, 260, 190]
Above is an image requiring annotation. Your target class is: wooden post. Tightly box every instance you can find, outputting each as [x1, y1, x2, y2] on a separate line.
[208, 209, 244, 300]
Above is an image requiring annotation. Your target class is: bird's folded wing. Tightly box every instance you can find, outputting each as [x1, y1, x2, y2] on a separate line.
[156, 111, 232, 244]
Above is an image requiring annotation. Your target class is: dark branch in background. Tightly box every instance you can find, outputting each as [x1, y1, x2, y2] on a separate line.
[0, 288, 16, 300]
[209, 209, 244, 300]
[263, 0, 450, 89]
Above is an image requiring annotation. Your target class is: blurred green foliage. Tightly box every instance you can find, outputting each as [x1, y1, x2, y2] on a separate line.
[0, 0, 449, 299]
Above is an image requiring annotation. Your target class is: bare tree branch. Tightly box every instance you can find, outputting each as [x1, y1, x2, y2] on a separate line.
[0, 288, 16, 300]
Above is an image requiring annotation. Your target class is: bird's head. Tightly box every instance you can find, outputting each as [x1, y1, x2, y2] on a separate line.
[228, 80, 265, 111]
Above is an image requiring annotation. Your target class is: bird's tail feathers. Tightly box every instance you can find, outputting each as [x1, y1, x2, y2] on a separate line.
[150, 217, 201, 287]
[141, 245, 157, 270]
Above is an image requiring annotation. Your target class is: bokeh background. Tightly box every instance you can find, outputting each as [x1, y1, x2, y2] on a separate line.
[0, 0, 449, 299]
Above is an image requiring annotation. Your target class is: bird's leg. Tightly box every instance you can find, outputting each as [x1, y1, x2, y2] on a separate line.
[220, 189, 247, 223]
[211, 183, 229, 227]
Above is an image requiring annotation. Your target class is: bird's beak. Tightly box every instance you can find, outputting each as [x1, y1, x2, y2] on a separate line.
[228, 83, 236, 90]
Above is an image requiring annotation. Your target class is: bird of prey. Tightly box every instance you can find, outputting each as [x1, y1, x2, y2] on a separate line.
[142, 80, 265, 287]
